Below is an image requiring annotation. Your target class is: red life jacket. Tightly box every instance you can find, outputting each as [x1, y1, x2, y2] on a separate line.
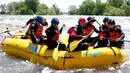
[84, 26, 93, 35]
[35, 24, 43, 37]
[52, 30, 60, 41]
[100, 32, 107, 37]
[67, 27, 78, 38]
[109, 31, 121, 42]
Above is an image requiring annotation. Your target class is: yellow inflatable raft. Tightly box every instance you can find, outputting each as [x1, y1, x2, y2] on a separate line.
[0, 35, 128, 69]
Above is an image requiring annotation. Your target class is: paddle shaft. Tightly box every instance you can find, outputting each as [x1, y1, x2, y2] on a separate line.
[0, 31, 9, 34]
[104, 37, 130, 42]
[95, 20, 101, 25]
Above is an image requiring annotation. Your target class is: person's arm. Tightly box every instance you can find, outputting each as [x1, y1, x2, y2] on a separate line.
[60, 24, 66, 33]
[26, 19, 34, 26]
[31, 22, 42, 43]
[22, 19, 34, 28]
[93, 26, 100, 33]
[99, 25, 104, 32]
[117, 28, 125, 40]
[60, 27, 63, 34]
[31, 24, 37, 39]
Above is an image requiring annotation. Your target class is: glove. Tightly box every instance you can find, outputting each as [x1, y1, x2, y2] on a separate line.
[36, 38, 40, 43]
[22, 26, 27, 28]
[116, 38, 121, 42]
[62, 24, 66, 27]
[99, 36, 104, 40]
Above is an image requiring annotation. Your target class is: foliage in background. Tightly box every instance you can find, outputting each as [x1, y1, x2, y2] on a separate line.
[78, 0, 95, 15]
[0, 0, 130, 16]
[0, 0, 61, 15]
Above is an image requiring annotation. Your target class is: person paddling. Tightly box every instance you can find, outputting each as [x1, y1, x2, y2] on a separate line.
[22, 16, 46, 44]
[107, 19, 125, 48]
[22, 16, 48, 39]
[97, 17, 109, 47]
[67, 17, 90, 51]
[83, 16, 99, 46]
[45, 17, 66, 50]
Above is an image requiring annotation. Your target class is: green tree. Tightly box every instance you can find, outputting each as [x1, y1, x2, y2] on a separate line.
[92, 1, 106, 15]
[0, 4, 7, 14]
[36, 4, 48, 15]
[52, 4, 62, 15]
[107, 0, 124, 7]
[68, 5, 78, 15]
[25, 0, 39, 13]
[16, 2, 34, 15]
[104, 6, 125, 16]
[47, 8, 56, 15]
[7, 2, 19, 14]
[7, 1, 33, 15]
[78, 0, 95, 15]
[121, 3, 130, 16]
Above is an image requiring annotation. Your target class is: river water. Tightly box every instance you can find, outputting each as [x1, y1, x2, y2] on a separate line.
[0, 15, 130, 73]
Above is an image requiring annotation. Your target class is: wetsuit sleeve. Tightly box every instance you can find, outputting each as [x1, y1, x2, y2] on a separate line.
[117, 28, 125, 40]
[31, 24, 37, 39]
[26, 19, 34, 26]
[99, 25, 103, 32]
[93, 26, 99, 33]
[30, 22, 40, 43]
[60, 27, 63, 34]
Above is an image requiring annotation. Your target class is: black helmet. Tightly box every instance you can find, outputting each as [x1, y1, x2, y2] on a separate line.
[108, 19, 115, 25]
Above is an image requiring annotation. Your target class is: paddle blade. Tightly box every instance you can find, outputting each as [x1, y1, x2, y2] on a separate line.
[28, 43, 38, 52]
[53, 46, 59, 61]
[30, 53, 37, 64]
[30, 43, 38, 63]
[69, 39, 83, 52]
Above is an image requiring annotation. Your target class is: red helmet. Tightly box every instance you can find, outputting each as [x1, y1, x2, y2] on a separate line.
[78, 17, 86, 23]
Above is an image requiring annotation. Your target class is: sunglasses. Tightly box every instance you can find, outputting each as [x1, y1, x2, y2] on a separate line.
[53, 23, 59, 25]
[91, 20, 96, 22]
[109, 23, 114, 25]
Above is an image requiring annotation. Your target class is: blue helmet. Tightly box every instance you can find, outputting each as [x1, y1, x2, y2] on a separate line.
[51, 17, 59, 24]
[87, 16, 92, 21]
[103, 17, 109, 22]
[87, 16, 96, 22]
[34, 16, 44, 26]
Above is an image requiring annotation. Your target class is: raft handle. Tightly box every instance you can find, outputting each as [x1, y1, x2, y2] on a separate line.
[113, 62, 118, 64]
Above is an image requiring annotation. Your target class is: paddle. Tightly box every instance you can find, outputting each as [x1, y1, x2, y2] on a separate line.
[95, 20, 101, 26]
[0, 27, 11, 34]
[30, 23, 43, 63]
[104, 37, 130, 42]
[69, 31, 93, 52]
[30, 41, 39, 63]
[0, 27, 24, 35]
[0, 30, 10, 34]
[53, 26, 64, 61]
